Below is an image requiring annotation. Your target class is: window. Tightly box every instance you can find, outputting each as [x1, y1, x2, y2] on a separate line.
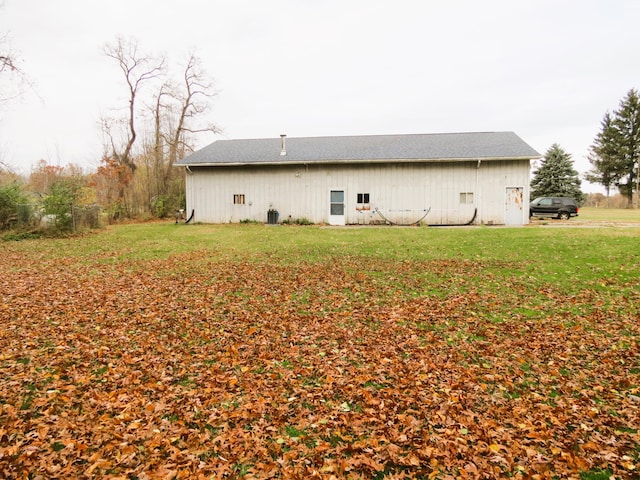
[330, 190, 344, 215]
[233, 194, 245, 205]
[459, 192, 474, 204]
[356, 192, 370, 210]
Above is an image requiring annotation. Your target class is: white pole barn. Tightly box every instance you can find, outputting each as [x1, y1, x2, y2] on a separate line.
[175, 132, 540, 226]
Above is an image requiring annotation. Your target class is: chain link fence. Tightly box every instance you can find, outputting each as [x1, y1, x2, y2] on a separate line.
[3, 204, 102, 233]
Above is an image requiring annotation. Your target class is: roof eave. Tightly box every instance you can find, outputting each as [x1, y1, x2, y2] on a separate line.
[175, 155, 540, 167]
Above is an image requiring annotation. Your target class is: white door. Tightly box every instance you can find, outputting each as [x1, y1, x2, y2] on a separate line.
[329, 190, 345, 226]
[505, 187, 524, 225]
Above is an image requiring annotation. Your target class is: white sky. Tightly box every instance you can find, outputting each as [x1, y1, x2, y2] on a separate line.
[1, 0, 639, 192]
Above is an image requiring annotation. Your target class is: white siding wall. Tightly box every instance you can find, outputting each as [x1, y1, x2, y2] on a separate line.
[184, 159, 531, 225]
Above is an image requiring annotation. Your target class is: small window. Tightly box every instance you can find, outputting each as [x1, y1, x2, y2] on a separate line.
[233, 194, 245, 205]
[356, 192, 370, 210]
[459, 192, 474, 204]
[357, 193, 370, 204]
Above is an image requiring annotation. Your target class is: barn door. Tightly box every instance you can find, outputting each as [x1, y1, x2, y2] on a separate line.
[329, 190, 345, 226]
[505, 187, 524, 225]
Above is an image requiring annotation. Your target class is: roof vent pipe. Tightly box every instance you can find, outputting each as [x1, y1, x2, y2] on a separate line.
[280, 134, 287, 156]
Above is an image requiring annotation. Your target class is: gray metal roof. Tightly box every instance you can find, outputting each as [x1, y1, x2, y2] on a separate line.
[176, 131, 541, 166]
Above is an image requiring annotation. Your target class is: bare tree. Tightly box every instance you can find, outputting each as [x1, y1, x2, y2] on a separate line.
[99, 39, 219, 218]
[143, 53, 220, 215]
[167, 53, 221, 164]
[99, 37, 164, 217]
[103, 36, 165, 169]
[153, 54, 220, 184]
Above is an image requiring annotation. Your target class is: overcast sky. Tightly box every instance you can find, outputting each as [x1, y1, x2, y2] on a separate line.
[1, 0, 639, 192]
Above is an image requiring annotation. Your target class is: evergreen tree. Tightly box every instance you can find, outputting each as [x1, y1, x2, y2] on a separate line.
[531, 144, 584, 203]
[585, 113, 623, 197]
[588, 89, 640, 206]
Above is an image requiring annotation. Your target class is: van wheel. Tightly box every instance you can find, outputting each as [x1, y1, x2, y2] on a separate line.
[558, 212, 570, 220]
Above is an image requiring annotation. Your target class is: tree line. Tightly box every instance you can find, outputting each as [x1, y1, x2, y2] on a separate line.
[0, 35, 219, 232]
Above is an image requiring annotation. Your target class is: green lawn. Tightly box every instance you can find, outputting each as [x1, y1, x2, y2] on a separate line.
[577, 206, 640, 222]
[1, 222, 638, 478]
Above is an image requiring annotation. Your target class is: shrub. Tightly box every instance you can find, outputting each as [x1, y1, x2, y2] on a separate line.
[42, 179, 102, 232]
[281, 217, 314, 225]
[0, 183, 30, 230]
[43, 182, 76, 231]
[2, 230, 41, 241]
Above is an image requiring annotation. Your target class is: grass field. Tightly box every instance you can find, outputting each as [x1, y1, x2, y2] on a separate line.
[1, 221, 639, 478]
[554, 206, 640, 223]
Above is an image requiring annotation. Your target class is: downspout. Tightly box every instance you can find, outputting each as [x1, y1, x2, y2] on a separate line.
[184, 165, 194, 223]
[475, 159, 481, 224]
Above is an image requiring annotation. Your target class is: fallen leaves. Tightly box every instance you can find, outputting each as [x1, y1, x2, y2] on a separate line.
[0, 246, 638, 478]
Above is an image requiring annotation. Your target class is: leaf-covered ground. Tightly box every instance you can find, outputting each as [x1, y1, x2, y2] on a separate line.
[1, 237, 639, 479]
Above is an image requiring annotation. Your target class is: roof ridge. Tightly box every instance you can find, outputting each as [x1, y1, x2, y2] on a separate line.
[218, 131, 515, 142]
